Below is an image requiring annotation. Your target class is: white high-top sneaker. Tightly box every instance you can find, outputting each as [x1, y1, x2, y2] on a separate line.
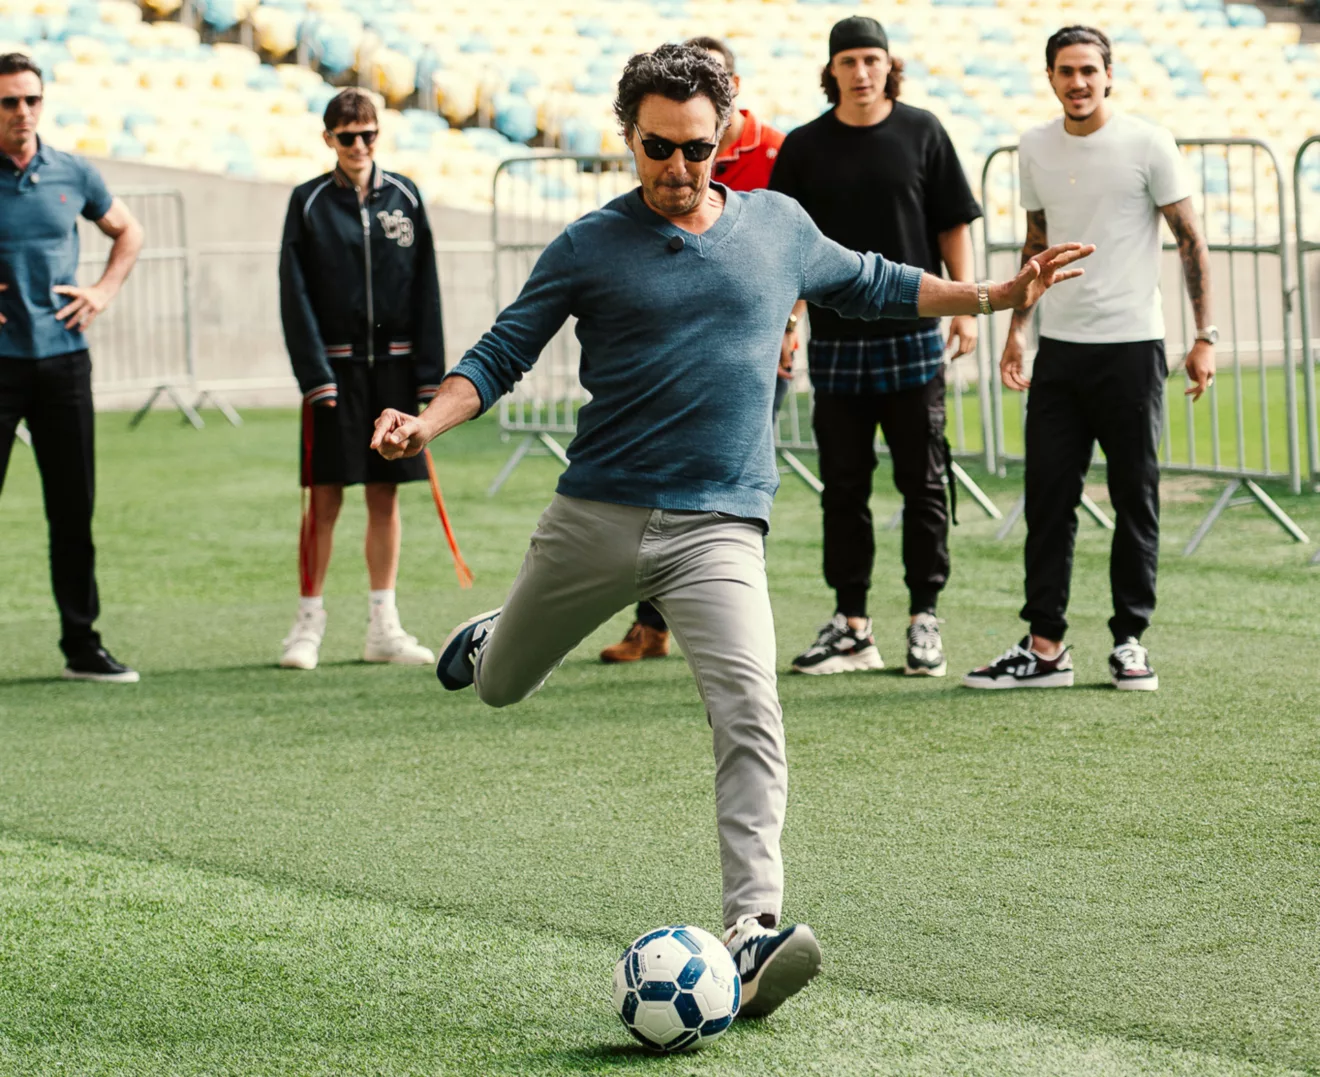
[280, 607, 327, 670]
[364, 606, 435, 665]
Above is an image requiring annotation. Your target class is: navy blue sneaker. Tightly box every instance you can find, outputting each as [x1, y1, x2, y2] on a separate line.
[722, 916, 822, 1019]
[436, 608, 501, 691]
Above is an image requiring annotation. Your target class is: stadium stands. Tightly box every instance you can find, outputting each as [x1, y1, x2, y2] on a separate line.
[2, 0, 1318, 230]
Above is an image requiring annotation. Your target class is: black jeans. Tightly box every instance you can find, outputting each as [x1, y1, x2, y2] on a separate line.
[812, 373, 950, 618]
[1022, 338, 1165, 644]
[0, 351, 102, 658]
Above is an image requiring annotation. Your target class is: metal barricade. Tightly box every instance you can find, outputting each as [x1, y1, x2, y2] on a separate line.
[189, 239, 494, 416]
[1296, 136, 1320, 563]
[75, 188, 199, 426]
[981, 139, 1309, 554]
[488, 153, 636, 494]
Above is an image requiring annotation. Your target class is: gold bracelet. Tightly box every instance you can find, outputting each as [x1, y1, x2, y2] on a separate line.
[785, 313, 799, 334]
[976, 280, 993, 316]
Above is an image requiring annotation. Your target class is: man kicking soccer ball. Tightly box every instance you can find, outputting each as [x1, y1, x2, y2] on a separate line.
[372, 45, 1090, 1019]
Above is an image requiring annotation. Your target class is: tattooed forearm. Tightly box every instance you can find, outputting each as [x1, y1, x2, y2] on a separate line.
[1010, 210, 1049, 326]
[1162, 197, 1212, 330]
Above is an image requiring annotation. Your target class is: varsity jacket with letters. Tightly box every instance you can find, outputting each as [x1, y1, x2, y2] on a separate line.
[279, 163, 444, 406]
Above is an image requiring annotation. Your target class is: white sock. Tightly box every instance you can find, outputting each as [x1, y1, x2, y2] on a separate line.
[369, 589, 396, 617]
[299, 595, 324, 615]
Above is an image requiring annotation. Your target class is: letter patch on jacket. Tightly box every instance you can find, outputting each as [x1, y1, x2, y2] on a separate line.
[377, 209, 414, 248]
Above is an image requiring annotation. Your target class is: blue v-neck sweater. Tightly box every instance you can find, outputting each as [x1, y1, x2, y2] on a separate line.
[449, 186, 924, 526]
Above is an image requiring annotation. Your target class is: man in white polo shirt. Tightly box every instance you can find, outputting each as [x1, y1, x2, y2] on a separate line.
[963, 25, 1215, 692]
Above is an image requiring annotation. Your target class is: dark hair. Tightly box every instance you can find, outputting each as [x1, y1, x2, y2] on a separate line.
[1045, 25, 1113, 97]
[613, 44, 735, 137]
[323, 88, 377, 130]
[0, 52, 43, 85]
[820, 55, 904, 106]
[683, 35, 737, 76]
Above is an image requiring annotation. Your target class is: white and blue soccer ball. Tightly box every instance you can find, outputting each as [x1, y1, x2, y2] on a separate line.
[612, 924, 740, 1053]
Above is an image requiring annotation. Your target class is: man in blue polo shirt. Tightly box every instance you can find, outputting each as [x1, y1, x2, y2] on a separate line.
[0, 53, 144, 682]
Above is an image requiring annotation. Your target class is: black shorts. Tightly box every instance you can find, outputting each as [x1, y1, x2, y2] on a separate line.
[299, 358, 428, 487]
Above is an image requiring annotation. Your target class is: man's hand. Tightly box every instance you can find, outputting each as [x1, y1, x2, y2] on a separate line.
[1184, 340, 1216, 401]
[53, 284, 111, 331]
[1000, 330, 1030, 391]
[779, 328, 798, 381]
[946, 314, 977, 359]
[995, 243, 1095, 312]
[371, 407, 431, 459]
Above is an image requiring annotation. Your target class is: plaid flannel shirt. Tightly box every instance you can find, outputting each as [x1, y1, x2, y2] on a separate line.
[807, 327, 946, 395]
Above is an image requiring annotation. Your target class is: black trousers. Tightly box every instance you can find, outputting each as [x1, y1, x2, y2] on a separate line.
[0, 351, 101, 658]
[1022, 338, 1166, 644]
[813, 373, 950, 618]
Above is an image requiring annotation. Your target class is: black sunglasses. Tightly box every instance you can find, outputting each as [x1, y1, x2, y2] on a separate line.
[635, 127, 718, 163]
[332, 129, 378, 147]
[0, 95, 42, 110]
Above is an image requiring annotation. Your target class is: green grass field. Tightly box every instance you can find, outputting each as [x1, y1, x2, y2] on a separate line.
[2, 410, 1319, 1077]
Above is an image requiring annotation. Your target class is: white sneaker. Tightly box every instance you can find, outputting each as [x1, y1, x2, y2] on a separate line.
[364, 608, 435, 665]
[280, 607, 326, 670]
[722, 915, 822, 1019]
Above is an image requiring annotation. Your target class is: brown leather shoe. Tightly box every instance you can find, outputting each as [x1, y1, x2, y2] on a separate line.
[600, 623, 670, 663]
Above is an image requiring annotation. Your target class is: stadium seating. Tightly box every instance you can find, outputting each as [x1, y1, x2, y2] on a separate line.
[1, 0, 1317, 233]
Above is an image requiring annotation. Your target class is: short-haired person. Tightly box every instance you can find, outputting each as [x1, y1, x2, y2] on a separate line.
[0, 53, 144, 682]
[371, 44, 1088, 1016]
[278, 88, 444, 670]
[599, 34, 791, 666]
[770, 17, 983, 679]
[963, 27, 1215, 692]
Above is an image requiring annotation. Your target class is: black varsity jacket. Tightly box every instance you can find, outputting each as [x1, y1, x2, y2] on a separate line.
[279, 163, 444, 406]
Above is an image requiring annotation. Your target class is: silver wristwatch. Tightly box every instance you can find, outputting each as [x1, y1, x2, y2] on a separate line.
[1195, 325, 1219, 344]
[976, 280, 993, 316]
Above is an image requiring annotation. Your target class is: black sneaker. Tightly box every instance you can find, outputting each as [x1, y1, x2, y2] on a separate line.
[790, 613, 884, 675]
[722, 916, 822, 1019]
[62, 647, 140, 684]
[904, 613, 947, 677]
[436, 608, 501, 691]
[1110, 638, 1158, 691]
[962, 636, 1073, 689]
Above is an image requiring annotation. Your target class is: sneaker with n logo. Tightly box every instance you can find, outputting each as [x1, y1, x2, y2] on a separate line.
[961, 636, 1074, 689]
[721, 916, 822, 1019]
[1109, 638, 1158, 691]
[790, 613, 883, 675]
[436, 608, 501, 691]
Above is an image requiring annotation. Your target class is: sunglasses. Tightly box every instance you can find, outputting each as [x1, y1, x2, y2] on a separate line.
[634, 128, 718, 163]
[0, 95, 42, 110]
[331, 129, 377, 147]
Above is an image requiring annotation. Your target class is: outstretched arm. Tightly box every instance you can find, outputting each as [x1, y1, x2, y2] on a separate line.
[1161, 196, 1216, 401]
[372, 375, 482, 459]
[915, 241, 1094, 317]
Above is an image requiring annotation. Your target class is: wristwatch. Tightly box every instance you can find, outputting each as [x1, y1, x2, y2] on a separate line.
[976, 280, 993, 316]
[785, 313, 799, 334]
[1195, 326, 1219, 344]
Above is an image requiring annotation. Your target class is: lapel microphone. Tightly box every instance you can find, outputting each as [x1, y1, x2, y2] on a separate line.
[667, 235, 684, 253]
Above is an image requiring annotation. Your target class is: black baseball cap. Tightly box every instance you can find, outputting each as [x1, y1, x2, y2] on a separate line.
[829, 16, 889, 58]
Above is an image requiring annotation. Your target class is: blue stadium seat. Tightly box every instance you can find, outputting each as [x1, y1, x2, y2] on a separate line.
[1226, 4, 1267, 26]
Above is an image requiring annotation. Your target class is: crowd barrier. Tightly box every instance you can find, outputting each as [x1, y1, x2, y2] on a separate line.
[981, 138, 1311, 554]
[1295, 135, 1320, 561]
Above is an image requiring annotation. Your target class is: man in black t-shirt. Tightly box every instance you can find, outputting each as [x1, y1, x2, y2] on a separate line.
[770, 15, 982, 680]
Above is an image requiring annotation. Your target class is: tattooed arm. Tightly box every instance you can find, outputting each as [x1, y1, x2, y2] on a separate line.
[1160, 197, 1216, 401]
[1001, 209, 1049, 391]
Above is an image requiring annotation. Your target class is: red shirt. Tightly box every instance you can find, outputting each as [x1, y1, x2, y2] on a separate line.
[712, 110, 785, 193]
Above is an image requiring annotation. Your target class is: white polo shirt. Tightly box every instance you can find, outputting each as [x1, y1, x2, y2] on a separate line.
[1018, 113, 1191, 344]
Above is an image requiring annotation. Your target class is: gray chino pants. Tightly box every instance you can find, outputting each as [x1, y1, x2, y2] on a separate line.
[473, 494, 787, 928]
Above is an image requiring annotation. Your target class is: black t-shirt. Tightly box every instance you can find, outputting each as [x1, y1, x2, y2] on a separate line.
[769, 103, 983, 342]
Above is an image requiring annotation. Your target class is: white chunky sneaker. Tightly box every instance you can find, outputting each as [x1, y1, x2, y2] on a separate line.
[1110, 638, 1159, 691]
[904, 612, 947, 677]
[722, 916, 822, 1019]
[364, 608, 435, 665]
[790, 613, 884, 675]
[280, 607, 327, 670]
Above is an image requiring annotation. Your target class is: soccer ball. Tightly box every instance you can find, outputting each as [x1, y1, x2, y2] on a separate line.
[612, 924, 740, 1053]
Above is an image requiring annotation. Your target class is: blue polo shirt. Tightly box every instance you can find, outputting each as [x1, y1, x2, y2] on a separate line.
[0, 138, 113, 360]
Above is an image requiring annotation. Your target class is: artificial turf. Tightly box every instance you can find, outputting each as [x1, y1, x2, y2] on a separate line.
[1, 409, 1318, 1076]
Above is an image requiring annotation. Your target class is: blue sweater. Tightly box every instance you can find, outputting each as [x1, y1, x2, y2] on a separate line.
[449, 186, 924, 525]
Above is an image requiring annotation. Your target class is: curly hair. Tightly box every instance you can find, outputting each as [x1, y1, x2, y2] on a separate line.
[820, 56, 905, 106]
[613, 44, 734, 138]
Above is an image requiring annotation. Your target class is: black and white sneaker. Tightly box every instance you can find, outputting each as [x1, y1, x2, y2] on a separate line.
[790, 613, 884, 675]
[722, 916, 822, 1019]
[904, 612, 947, 677]
[962, 636, 1074, 689]
[62, 647, 140, 684]
[436, 608, 501, 691]
[1109, 638, 1158, 691]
